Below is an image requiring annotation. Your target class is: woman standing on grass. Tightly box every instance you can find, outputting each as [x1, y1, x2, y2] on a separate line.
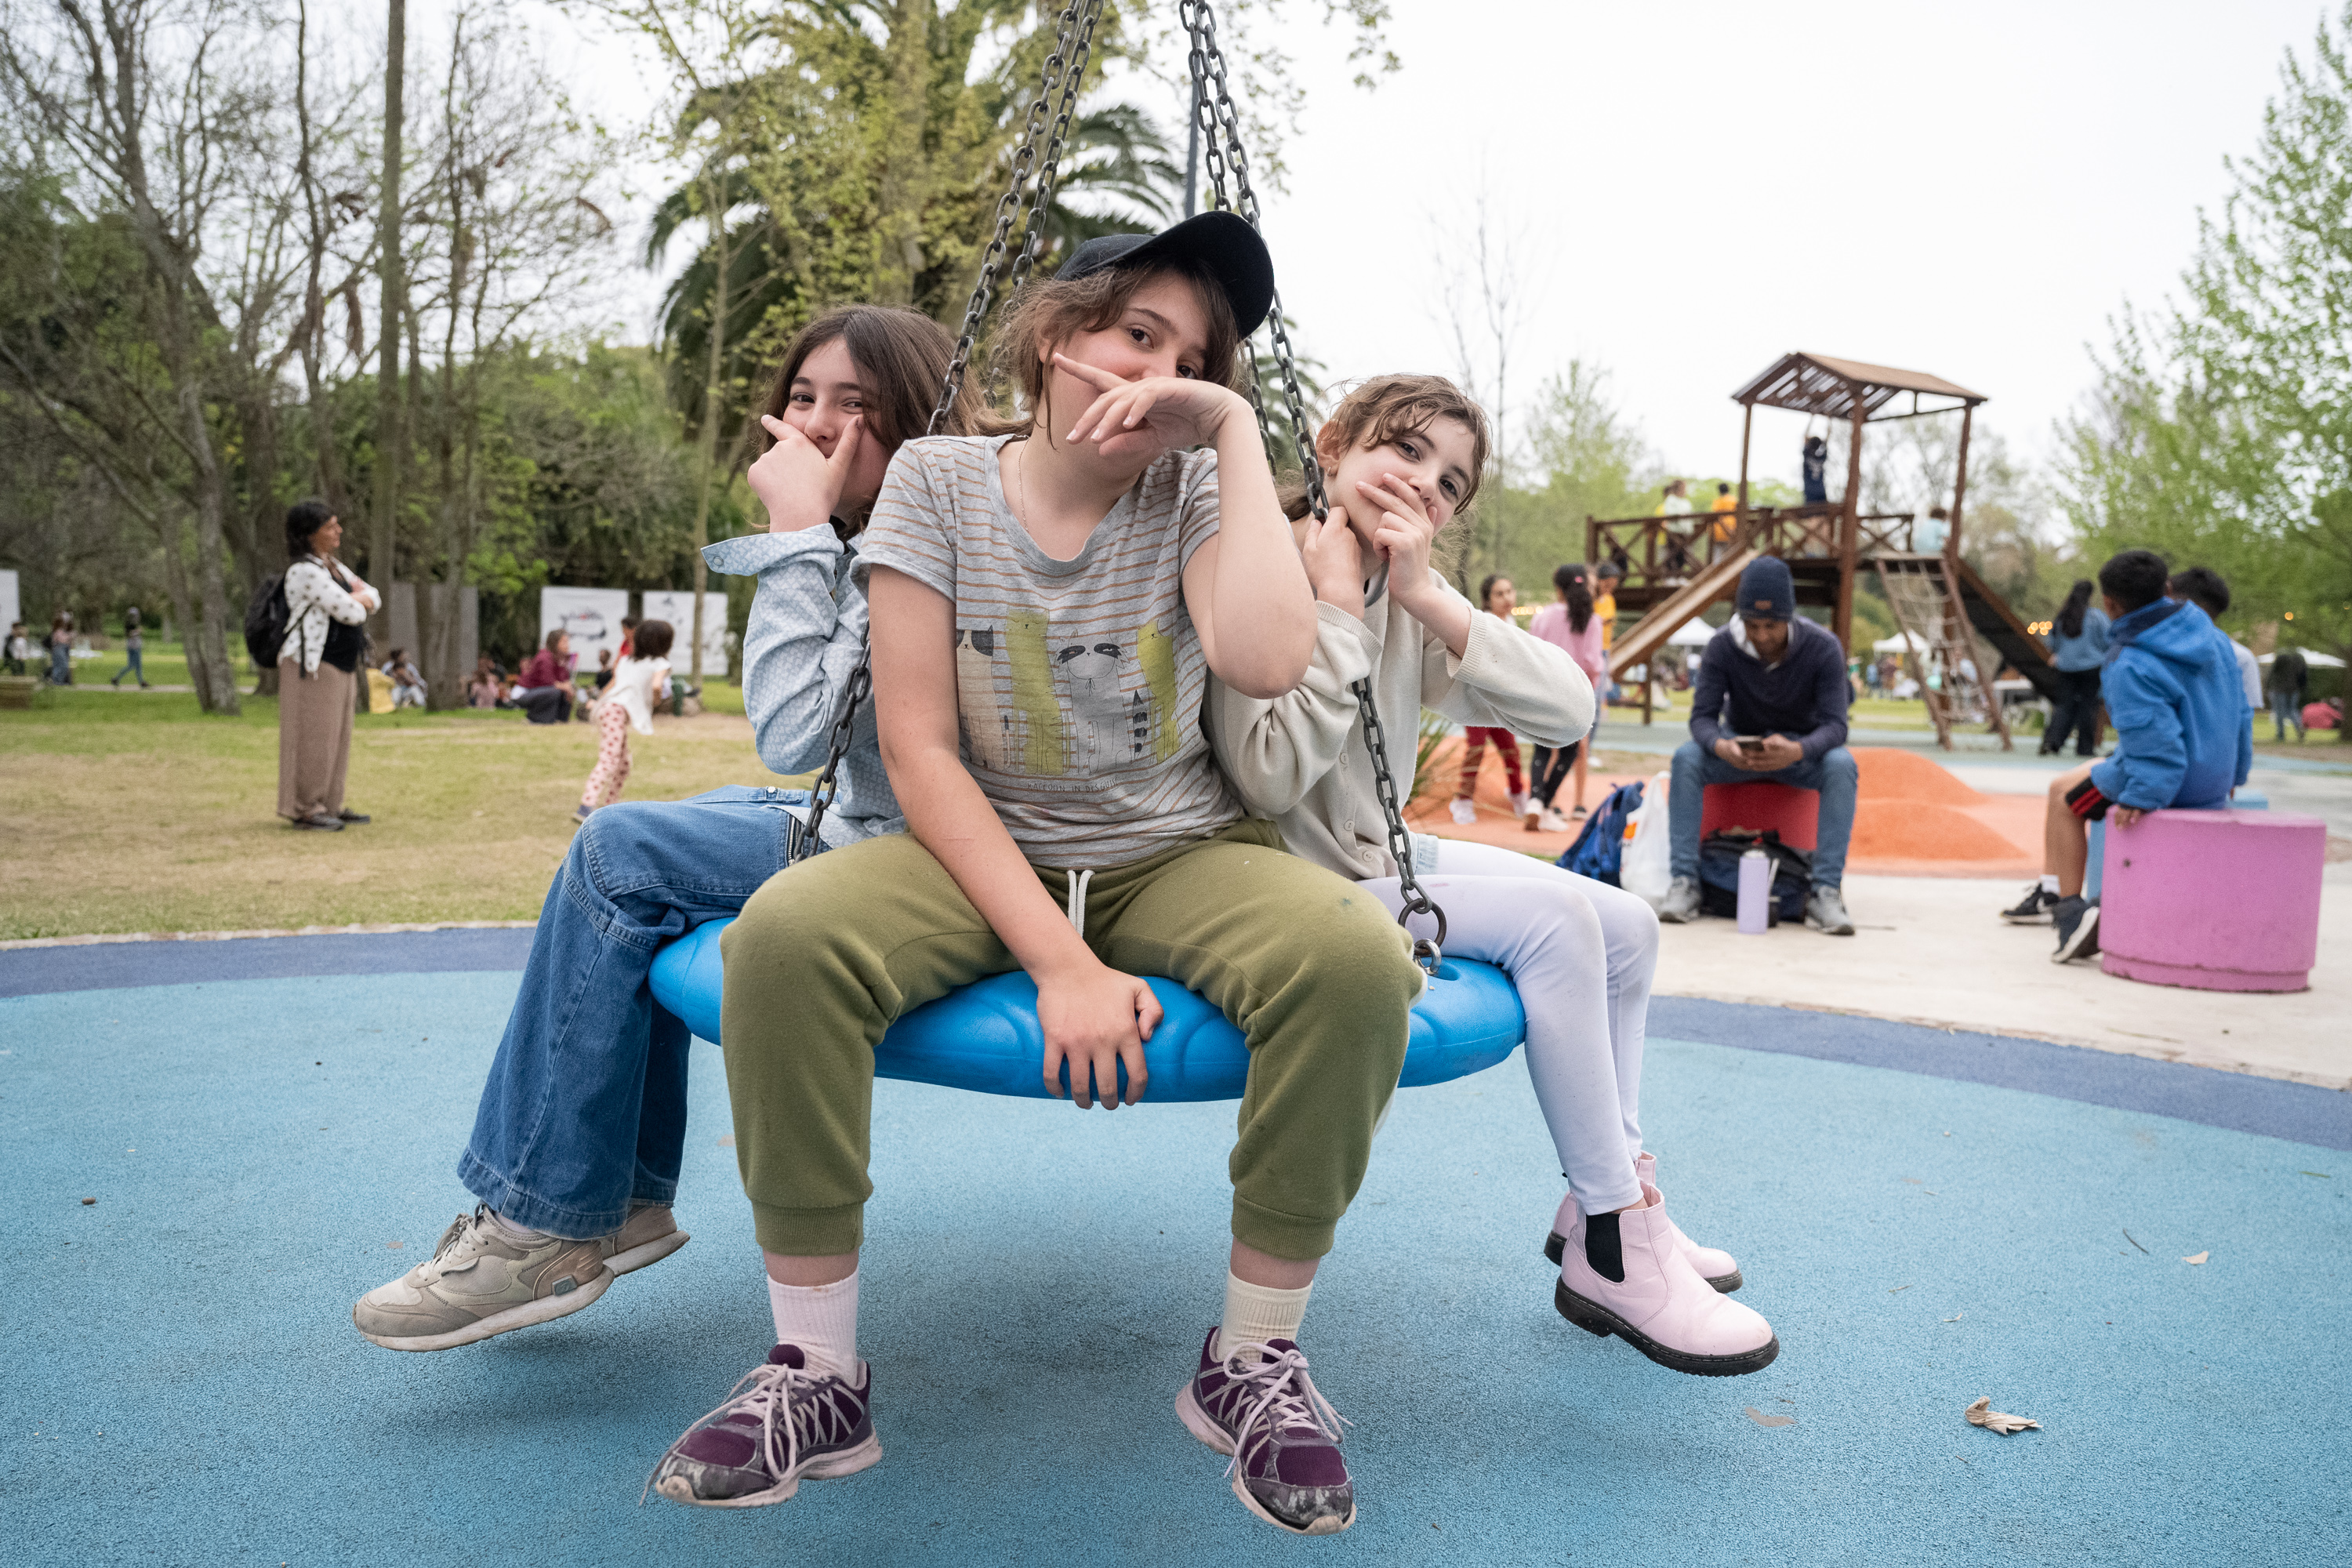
[278, 500, 378, 832]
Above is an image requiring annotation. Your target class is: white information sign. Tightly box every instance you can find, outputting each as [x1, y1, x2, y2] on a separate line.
[640, 590, 729, 670]
[538, 587, 630, 674]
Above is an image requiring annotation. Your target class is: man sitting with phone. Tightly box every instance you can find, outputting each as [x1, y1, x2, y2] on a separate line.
[1659, 557, 1858, 935]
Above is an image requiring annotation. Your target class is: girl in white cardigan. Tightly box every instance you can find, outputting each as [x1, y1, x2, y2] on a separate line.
[1207, 376, 1777, 1377]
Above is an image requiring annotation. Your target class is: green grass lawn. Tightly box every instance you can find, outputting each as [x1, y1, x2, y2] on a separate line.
[0, 674, 782, 941]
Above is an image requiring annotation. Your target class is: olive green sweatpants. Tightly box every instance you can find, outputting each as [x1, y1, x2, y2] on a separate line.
[719, 820, 1421, 1261]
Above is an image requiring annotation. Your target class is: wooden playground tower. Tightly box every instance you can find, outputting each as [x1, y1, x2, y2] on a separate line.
[1592, 351, 2058, 750]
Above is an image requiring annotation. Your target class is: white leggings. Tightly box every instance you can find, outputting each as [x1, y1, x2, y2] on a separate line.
[1362, 837, 1658, 1214]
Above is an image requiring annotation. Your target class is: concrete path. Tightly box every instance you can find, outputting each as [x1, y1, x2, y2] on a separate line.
[1655, 871, 2352, 1091]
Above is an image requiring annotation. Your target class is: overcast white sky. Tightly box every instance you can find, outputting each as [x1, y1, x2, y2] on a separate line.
[506, 0, 2334, 494]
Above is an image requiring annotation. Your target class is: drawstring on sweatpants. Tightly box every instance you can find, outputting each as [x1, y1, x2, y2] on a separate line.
[1065, 869, 1094, 938]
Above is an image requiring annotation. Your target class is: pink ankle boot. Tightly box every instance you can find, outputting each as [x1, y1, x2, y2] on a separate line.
[1544, 1153, 1742, 1291]
[1554, 1196, 1778, 1377]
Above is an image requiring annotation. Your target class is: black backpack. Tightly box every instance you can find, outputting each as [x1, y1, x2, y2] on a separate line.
[1697, 827, 1809, 924]
[244, 575, 291, 666]
[246, 568, 369, 672]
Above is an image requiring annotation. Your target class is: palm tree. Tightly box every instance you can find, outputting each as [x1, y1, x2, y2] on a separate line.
[646, 97, 1182, 452]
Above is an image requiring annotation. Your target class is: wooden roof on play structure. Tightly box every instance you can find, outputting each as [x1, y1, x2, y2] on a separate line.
[1731, 351, 1987, 421]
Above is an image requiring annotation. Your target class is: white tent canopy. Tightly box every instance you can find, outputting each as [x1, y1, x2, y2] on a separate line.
[1668, 619, 1715, 648]
[1872, 631, 1928, 654]
[2260, 649, 2345, 668]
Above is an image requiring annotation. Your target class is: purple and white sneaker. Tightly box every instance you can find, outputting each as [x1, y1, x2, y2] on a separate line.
[1174, 1327, 1356, 1536]
[646, 1345, 880, 1508]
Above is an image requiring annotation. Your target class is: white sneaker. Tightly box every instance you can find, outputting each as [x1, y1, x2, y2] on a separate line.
[354, 1207, 610, 1351]
[603, 1202, 691, 1276]
[1537, 808, 1574, 833]
[1448, 797, 1478, 826]
[1508, 791, 1532, 821]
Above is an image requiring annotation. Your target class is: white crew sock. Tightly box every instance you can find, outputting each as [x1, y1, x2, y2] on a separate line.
[1215, 1272, 1314, 1364]
[2040, 874, 2060, 895]
[767, 1270, 860, 1380]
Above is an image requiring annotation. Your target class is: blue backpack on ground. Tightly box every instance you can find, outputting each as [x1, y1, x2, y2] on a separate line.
[1557, 780, 1644, 885]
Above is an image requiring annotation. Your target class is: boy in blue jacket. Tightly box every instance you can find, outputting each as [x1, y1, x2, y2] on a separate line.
[2009, 549, 2252, 962]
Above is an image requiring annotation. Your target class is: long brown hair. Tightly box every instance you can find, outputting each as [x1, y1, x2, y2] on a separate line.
[1285, 373, 1493, 521]
[979, 256, 1243, 437]
[753, 306, 980, 536]
[1553, 561, 1595, 635]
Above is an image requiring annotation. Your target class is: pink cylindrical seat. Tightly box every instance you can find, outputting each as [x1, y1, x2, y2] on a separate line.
[2099, 808, 2325, 993]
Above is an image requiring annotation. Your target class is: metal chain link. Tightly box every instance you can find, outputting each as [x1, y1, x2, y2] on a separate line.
[1182, 0, 1441, 965]
[1003, 0, 1103, 305]
[1354, 661, 1446, 966]
[800, 1, 1097, 860]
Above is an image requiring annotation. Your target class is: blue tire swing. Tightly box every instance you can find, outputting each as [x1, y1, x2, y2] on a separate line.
[649, 0, 1526, 1102]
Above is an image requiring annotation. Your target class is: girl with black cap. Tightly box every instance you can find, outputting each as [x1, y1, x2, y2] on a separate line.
[658, 216, 1422, 1537]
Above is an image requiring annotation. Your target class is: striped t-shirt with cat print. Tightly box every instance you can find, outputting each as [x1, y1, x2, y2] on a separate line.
[854, 432, 1241, 870]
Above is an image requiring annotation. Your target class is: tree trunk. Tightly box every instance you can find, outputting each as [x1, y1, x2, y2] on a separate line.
[370, 0, 407, 645]
[685, 168, 732, 691]
[175, 378, 242, 713]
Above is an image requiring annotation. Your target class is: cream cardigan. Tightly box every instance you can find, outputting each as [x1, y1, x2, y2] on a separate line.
[1207, 570, 1594, 882]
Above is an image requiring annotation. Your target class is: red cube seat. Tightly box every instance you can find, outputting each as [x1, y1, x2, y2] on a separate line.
[1698, 782, 1819, 851]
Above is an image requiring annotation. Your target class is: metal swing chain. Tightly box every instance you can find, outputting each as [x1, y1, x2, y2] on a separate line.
[797, 0, 1101, 859]
[1182, 0, 1443, 966]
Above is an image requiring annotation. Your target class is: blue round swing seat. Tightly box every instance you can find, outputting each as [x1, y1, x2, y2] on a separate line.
[649, 916, 1526, 1102]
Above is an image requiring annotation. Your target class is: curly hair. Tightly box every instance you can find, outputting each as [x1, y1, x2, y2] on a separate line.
[1284, 373, 1492, 521]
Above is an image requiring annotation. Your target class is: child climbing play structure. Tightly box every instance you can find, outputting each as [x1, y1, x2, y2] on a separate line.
[649, 0, 1527, 1094]
[1593, 352, 2057, 750]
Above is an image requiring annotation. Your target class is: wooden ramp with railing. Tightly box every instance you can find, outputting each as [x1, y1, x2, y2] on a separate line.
[1588, 351, 2054, 749]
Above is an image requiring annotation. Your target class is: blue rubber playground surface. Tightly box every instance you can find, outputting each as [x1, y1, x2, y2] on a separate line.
[5, 931, 2347, 1566]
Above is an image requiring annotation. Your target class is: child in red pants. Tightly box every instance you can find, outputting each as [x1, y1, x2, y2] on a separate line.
[1450, 575, 1530, 825]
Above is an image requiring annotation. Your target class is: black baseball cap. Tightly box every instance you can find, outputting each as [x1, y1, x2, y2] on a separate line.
[1053, 211, 1275, 336]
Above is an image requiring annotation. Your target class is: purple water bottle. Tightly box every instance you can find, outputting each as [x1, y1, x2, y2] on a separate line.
[1737, 847, 1771, 934]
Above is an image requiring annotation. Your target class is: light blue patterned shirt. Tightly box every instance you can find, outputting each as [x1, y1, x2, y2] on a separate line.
[702, 530, 902, 849]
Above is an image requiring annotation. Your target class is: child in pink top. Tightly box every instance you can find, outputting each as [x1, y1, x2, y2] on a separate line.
[1526, 562, 1608, 828]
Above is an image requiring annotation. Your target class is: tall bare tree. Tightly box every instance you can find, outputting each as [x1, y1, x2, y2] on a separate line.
[1431, 181, 1537, 592]
[0, 0, 294, 713]
[399, 7, 618, 706]
[369, 0, 405, 641]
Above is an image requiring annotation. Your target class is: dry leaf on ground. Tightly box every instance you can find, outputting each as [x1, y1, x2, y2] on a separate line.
[1965, 1396, 2040, 1434]
[1744, 1406, 1795, 1428]
[2181, 1250, 2209, 1265]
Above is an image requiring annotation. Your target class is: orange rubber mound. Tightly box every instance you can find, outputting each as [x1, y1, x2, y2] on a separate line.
[1849, 800, 2028, 862]
[1853, 746, 1984, 805]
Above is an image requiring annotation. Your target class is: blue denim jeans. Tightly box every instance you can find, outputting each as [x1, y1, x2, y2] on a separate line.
[457, 786, 814, 1236]
[1668, 741, 1857, 890]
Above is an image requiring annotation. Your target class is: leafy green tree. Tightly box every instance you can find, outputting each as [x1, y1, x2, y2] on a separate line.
[2058, 3, 2352, 683]
[1454, 360, 1657, 595]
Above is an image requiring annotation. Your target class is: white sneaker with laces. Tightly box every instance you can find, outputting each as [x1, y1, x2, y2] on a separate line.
[1448, 797, 1478, 826]
[353, 1207, 610, 1351]
[648, 1345, 880, 1508]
